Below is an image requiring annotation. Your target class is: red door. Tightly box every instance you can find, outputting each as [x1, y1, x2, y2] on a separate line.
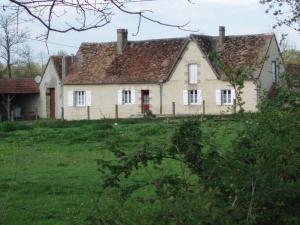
[50, 88, 55, 119]
[141, 90, 150, 113]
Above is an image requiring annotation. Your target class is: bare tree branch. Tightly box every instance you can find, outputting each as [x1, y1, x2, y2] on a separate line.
[260, 0, 300, 33]
[0, 13, 28, 78]
[3, 0, 197, 40]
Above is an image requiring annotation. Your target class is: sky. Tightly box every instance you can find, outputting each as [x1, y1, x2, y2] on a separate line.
[2, 0, 300, 59]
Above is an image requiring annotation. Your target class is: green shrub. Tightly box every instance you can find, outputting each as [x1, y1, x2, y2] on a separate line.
[0, 122, 32, 132]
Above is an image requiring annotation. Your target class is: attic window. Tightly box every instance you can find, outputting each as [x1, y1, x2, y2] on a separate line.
[188, 64, 198, 84]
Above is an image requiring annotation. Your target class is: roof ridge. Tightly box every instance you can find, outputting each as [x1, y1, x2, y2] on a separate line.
[79, 34, 273, 47]
[80, 37, 189, 46]
[214, 33, 273, 38]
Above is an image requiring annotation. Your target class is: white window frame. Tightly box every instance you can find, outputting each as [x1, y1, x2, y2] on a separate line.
[122, 90, 132, 104]
[188, 64, 198, 84]
[221, 89, 232, 106]
[272, 61, 278, 83]
[74, 91, 87, 107]
[188, 90, 198, 105]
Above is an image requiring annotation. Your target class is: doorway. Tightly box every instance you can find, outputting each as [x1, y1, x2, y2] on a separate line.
[46, 88, 56, 119]
[141, 90, 150, 113]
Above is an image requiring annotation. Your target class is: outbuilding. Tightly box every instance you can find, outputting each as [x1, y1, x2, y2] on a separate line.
[0, 78, 39, 121]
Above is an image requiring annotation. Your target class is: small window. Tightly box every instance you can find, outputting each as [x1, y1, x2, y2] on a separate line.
[188, 64, 198, 84]
[74, 91, 86, 107]
[122, 90, 132, 104]
[221, 90, 232, 105]
[272, 61, 278, 83]
[188, 90, 199, 104]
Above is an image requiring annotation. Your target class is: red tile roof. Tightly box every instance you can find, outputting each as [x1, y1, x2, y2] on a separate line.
[64, 38, 187, 84]
[192, 34, 273, 79]
[64, 34, 274, 85]
[0, 78, 39, 94]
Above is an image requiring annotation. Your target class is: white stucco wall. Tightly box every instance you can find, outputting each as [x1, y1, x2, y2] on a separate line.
[62, 40, 277, 120]
[259, 37, 285, 92]
[162, 41, 258, 115]
[63, 84, 160, 120]
[38, 59, 62, 119]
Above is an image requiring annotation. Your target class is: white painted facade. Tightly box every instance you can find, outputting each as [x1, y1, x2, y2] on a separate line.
[38, 58, 63, 119]
[62, 38, 283, 120]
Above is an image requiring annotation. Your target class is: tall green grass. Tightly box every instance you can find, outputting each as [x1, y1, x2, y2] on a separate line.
[0, 118, 243, 225]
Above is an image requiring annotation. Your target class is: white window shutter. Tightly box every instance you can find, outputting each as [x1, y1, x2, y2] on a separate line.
[183, 90, 188, 105]
[197, 90, 202, 105]
[189, 64, 198, 84]
[117, 90, 123, 105]
[194, 65, 198, 83]
[216, 89, 221, 106]
[68, 91, 74, 107]
[231, 89, 236, 106]
[86, 91, 92, 106]
[131, 89, 136, 104]
[231, 89, 236, 100]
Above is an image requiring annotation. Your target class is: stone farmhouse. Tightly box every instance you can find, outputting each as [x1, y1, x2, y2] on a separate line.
[38, 26, 285, 120]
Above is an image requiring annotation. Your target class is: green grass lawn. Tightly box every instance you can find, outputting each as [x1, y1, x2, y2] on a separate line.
[0, 118, 243, 225]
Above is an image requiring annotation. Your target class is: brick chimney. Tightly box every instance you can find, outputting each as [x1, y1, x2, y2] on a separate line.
[219, 26, 225, 46]
[117, 29, 128, 54]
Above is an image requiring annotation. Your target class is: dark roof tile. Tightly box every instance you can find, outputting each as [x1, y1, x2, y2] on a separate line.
[0, 78, 39, 94]
[64, 34, 273, 84]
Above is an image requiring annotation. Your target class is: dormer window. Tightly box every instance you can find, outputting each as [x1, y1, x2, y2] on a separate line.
[188, 64, 198, 84]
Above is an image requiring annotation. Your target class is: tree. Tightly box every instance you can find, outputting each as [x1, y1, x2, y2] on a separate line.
[4, 0, 195, 39]
[37, 50, 48, 70]
[92, 109, 300, 225]
[0, 63, 5, 78]
[0, 13, 28, 78]
[208, 51, 260, 113]
[14, 45, 42, 77]
[282, 49, 300, 65]
[260, 0, 300, 33]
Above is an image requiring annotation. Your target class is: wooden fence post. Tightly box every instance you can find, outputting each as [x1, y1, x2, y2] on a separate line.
[61, 107, 64, 120]
[35, 108, 38, 120]
[115, 104, 118, 119]
[202, 100, 205, 116]
[87, 106, 90, 120]
[11, 109, 14, 121]
[172, 102, 175, 118]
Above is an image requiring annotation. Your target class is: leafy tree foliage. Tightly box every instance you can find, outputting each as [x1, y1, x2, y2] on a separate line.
[92, 94, 300, 225]
[283, 49, 300, 65]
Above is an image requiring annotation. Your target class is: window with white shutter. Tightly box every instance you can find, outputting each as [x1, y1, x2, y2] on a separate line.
[123, 90, 131, 104]
[188, 90, 202, 105]
[74, 91, 87, 107]
[119, 89, 135, 105]
[188, 64, 198, 84]
[221, 89, 235, 105]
